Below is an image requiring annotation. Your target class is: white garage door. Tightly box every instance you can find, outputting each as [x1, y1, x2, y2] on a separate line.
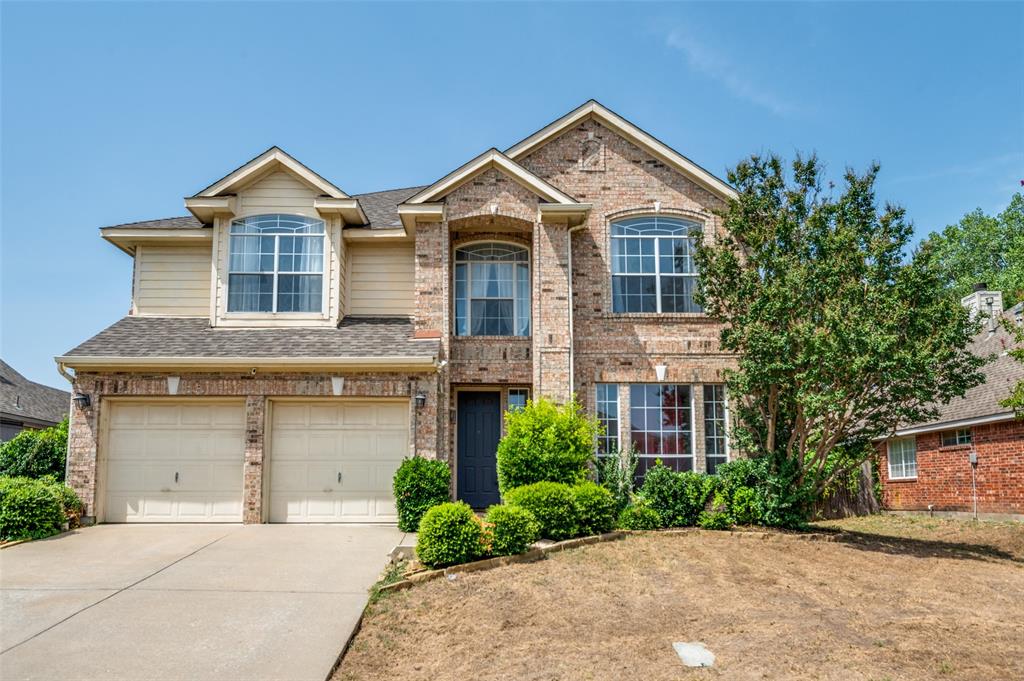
[104, 401, 245, 523]
[269, 400, 408, 523]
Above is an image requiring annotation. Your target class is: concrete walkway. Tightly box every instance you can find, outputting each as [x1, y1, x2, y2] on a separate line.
[0, 523, 401, 681]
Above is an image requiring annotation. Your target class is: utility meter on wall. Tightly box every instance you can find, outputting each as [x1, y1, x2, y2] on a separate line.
[969, 451, 978, 465]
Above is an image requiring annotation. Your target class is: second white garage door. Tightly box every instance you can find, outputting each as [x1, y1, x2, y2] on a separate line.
[268, 400, 408, 523]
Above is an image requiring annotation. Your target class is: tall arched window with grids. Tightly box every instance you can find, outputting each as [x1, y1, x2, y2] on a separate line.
[610, 215, 702, 314]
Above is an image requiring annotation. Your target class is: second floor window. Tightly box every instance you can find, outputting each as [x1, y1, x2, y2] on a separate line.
[227, 214, 325, 313]
[611, 216, 702, 314]
[454, 243, 530, 336]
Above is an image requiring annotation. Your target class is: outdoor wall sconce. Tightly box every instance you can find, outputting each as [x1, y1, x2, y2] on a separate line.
[414, 393, 427, 408]
[72, 393, 91, 409]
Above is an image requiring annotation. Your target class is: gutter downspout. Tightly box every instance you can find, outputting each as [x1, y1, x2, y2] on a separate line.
[566, 222, 587, 399]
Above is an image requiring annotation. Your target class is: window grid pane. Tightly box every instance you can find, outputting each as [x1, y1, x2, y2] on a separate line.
[507, 389, 529, 413]
[595, 384, 619, 456]
[227, 214, 325, 313]
[630, 384, 693, 480]
[703, 384, 727, 474]
[940, 429, 972, 447]
[611, 216, 702, 314]
[454, 244, 530, 337]
[888, 437, 917, 479]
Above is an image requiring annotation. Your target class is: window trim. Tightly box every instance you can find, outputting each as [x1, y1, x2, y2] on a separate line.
[595, 383, 620, 456]
[452, 240, 532, 338]
[887, 436, 918, 480]
[703, 384, 729, 473]
[939, 428, 973, 448]
[225, 213, 328, 317]
[609, 214, 703, 315]
[628, 383, 696, 469]
[507, 388, 530, 413]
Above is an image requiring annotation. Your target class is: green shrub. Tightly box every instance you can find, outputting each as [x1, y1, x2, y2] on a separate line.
[730, 486, 761, 525]
[504, 481, 578, 541]
[572, 481, 616, 536]
[637, 464, 717, 528]
[0, 419, 68, 480]
[393, 457, 451, 533]
[617, 499, 663, 530]
[0, 476, 66, 540]
[416, 502, 485, 568]
[698, 510, 733, 530]
[484, 504, 539, 556]
[596, 447, 637, 517]
[496, 397, 599, 494]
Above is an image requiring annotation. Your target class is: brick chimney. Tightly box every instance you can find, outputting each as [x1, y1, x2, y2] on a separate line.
[960, 283, 1003, 331]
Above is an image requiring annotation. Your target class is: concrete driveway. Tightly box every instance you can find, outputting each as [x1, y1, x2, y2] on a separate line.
[0, 524, 402, 681]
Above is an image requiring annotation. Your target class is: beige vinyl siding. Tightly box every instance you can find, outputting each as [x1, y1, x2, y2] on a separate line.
[346, 243, 414, 316]
[134, 245, 212, 316]
[236, 170, 318, 214]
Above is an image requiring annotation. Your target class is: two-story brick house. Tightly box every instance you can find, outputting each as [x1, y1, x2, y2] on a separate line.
[58, 101, 737, 524]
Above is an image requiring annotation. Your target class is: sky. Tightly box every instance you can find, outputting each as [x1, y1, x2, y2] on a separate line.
[2, 1, 1022, 389]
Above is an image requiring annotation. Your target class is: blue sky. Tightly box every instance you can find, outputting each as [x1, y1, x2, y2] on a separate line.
[2, 1, 1022, 389]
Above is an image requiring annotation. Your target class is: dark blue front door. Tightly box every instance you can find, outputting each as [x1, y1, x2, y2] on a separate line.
[457, 391, 502, 509]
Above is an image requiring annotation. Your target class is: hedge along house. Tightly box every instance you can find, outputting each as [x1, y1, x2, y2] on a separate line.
[877, 289, 1024, 519]
[58, 100, 738, 525]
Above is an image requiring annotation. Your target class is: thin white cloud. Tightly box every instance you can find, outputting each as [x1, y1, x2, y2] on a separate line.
[891, 152, 1023, 185]
[665, 28, 800, 118]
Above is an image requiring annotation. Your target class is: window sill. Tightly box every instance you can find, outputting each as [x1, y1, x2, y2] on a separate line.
[452, 335, 532, 341]
[887, 476, 918, 483]
[599, 312, 718, 323]
[222, 313, 328, 320]
[937, 444, 972, 452]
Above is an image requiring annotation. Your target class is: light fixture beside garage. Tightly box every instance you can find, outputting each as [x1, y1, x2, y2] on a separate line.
[72, 393, 91, 409]
[166, 376, 180, 395]
[414, 392, 427, 408]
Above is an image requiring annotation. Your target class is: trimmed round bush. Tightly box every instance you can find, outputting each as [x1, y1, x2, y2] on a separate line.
[496, 398, 599, 494]
[504, 481, 578, 541]
[393, 457, 451, 533]
[0, 419, 68, 480]
[572, 481, 616, 536]
[638, 464, 716, 528]
[730, 486, 761, 525]
[0, 477, 66, 540]
[484, 504, 539, 556]
[617, 500, 662, 530]
[416, 501, 485, 568]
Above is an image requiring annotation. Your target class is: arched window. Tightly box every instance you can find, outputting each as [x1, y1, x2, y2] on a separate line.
[454, 243, 530, 336]
[227, 214, 325, 313]
[610, 215, 702, 314]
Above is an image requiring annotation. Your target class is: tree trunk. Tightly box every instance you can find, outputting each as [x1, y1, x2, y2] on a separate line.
[811, 460, 880, 520]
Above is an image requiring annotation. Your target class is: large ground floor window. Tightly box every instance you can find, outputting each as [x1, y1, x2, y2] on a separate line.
[630, 384, 694, 478]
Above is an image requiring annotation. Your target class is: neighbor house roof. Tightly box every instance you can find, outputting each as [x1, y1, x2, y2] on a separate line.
[57, 317, 439, 371]
[892, 304, 1024, 436]
[0, 361, 69, 425]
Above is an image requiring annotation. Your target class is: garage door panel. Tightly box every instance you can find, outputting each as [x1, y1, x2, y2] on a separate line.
[269, 401, 408, 523]
[104, 402, 244, 523]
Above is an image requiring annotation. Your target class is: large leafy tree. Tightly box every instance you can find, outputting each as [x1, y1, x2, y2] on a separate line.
[921, 193, 1024, 307]
[1002, 320, 1024, 417]
[695, 155, 986, 522]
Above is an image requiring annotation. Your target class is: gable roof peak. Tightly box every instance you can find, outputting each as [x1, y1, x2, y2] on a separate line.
[505, 100, 736, 200]
[190, 146, 349, 200]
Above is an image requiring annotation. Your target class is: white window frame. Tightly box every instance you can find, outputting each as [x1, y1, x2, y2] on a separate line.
[595, 383, 620, 456]
[628, 383, 696, 471]
[939, 428, 972, 447]
[226, 214, 327, 315]
[887, 437, 918, 480]
[610, 215, 702, 314]
[703, 384, 729, 473]
[453, 242, 531, 337]
[507, 388, 530, 412]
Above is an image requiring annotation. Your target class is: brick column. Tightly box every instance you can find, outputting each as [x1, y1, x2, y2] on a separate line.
[533, 221, 572, 402]
[242, 395, 266, 524]
[66, 380, 99, 520]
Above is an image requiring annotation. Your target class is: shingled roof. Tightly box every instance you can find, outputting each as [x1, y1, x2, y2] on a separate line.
[60, 316, 437, 362]
[351, 186, 426, 229]
[899, 304, 1024, 433]
[101, 215, 207, 230]
[0, 361, 69, 425]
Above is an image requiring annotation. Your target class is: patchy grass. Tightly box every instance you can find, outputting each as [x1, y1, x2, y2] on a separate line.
[817, 514, 1024, 561]
[336, 518, 1023, 681]
[367, 558, 409, 605]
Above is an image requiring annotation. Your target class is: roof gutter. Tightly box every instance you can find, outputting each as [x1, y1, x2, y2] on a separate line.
[54, 355, 438, 372]
[881, 411, 1020, 439]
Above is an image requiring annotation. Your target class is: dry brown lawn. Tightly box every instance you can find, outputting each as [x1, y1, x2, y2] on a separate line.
[336, 516, 1024, 681]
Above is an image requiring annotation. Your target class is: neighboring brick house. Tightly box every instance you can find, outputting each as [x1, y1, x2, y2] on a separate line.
[0, 361, 69, 441]
[58, 101, 737, 524]
[877, 291, 1024, 519]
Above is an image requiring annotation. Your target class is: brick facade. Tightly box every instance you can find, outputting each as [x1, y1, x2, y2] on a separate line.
[878, 420, 1024, 516]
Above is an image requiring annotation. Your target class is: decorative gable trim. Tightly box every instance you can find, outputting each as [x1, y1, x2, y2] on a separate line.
[505, 100, 737, 200]
[191, 146, 349, 199]
[402, 148, 580, 206]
